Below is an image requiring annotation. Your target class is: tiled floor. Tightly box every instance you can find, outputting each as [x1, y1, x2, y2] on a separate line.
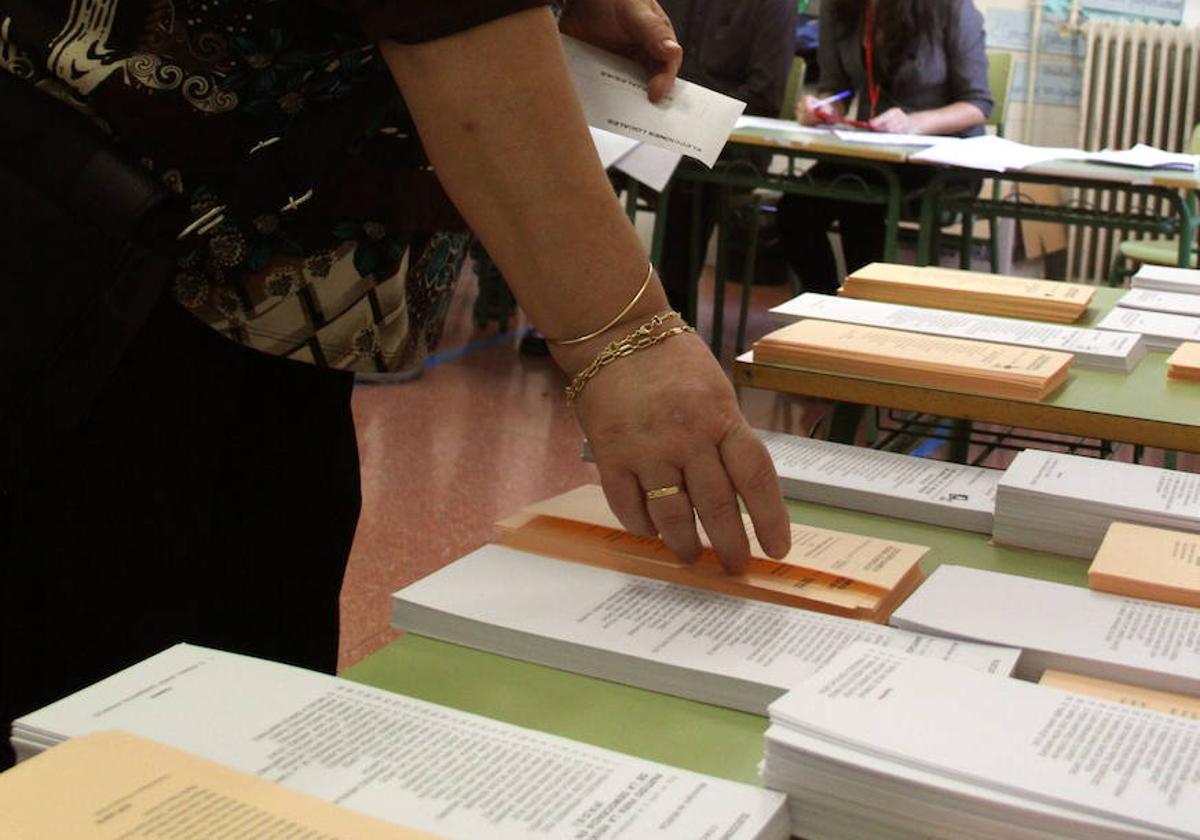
[338, 252, 1197, 671]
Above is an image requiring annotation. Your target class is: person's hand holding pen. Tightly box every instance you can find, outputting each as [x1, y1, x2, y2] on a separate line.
[796, 89, 852, 126]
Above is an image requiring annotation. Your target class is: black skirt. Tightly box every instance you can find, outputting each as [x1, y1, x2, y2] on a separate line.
[1, 297, 360, 769]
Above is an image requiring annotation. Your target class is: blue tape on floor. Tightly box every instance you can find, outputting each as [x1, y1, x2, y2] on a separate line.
[910, 423, 950, 458]
[423, 326, 532, 369]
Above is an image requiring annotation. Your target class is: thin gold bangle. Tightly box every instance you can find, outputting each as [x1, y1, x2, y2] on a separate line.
[550, 262, 654, 346]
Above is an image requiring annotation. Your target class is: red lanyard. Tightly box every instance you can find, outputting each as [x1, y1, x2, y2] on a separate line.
[862, 1, 881, 118]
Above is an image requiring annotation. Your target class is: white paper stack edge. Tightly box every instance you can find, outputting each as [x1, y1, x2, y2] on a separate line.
[768, 293, 1146, 372]
[993, 449, 1200, 558]
[13, 644, 792, 840]
[1118, 287, 1200, 317]
[889, 565, 1200, 695]
[1096, 305, 1200, 351]
[763, 642, 1199, 840]
[391, 545, 1020, 715]
[1131, 264, 1200, 294]
[758, 429, 999, 533]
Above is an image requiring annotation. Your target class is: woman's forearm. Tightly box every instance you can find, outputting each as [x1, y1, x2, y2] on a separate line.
[380, 8, 666, 365]
[909, 101, 986, 136]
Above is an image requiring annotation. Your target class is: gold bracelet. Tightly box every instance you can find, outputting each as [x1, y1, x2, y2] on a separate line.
[550, 263, 654, 346]
[564, 311, 695, 404]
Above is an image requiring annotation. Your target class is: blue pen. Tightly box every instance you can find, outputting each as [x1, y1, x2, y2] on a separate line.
[811, 89, 853, 110]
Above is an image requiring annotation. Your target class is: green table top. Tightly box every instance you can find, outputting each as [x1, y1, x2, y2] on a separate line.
[341, 497, 1085, 787]
[740, 287, 1200, 451]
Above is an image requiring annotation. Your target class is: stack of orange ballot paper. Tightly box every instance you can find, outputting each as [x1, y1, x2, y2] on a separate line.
[1166, 341, 1200, 381]
[753, 319, 1072, 401]
[840, 262, 1094, 323]
[1088, 521, 1200, 607]
[498, 483, 927, 623]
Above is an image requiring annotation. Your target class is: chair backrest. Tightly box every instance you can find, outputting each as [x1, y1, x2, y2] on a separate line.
[985, 50, 1015, 138]
[778, 56, 808, 121]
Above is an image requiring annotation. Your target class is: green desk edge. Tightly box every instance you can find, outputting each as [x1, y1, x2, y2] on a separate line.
[342, 497, 1086, 787]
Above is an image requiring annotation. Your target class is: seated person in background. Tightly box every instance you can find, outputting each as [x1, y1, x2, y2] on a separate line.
[777, 0, 991, 294]
[656, 0, 797, 315]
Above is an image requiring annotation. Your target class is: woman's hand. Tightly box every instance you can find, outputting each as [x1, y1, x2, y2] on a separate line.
[557, 323, 792, 574]
[796, 94, 836, 126]
[869, 107, 916, 134]
[558, 0, 683, 102]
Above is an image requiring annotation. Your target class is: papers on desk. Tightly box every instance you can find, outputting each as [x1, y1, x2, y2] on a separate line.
[495, 484, 928, 622]
[734, 115, 831, 134]
[1089, 522, 1200, 608]
[908, 135, 1087, 172]
[563, 35, 745, 167]
[1167, 342, 1200, 381]
[1132, 263, 1200, 294]
[391, 543, 1018, 716]
[770, 293, 1145, 371]
[841, 262, 1094, 323]
[832, 129, 960, 147]
[13, 644, 792, 840]
[1119, 286, 1200, 317]
[1087, 143, 1200, 171]
[753, 319, 1073, 401]
[758, 429, 1000, 532]
[1096, 306, 1200, 350]
[1, 732, 441, 840]
[891, 564, 1200, 698]
[764, 641, 1200, 840]
[992, 449, 1200, 559]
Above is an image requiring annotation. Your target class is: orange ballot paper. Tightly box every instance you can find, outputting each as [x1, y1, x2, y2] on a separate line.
[1089, 521, 1200, 607]
[1167, 341, 1200, 381]
[1039, 670, 1200, 720]
[500, 483, 927, 622]
[752, 319, 1072, 401]
[841, 262, 1093, 322]
[0, 731, 440, 840]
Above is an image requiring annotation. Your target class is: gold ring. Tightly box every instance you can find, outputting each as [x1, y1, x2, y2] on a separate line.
[644, 485, 683, 500]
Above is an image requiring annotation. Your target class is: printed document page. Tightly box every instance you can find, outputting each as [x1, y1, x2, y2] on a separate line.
[832, 130, 958, 146]
[1119, 287, 1200, 317]
[1002, 450, 1200, 518]
[394, 545, 1019, 692]
[771, 293, 1142, 367]
[1098, 307, 1200, 344]
[1039, 670, 1200, 720]
[769, 644, 1200, 838]
[16, 645, 787, 840]
[1, 731, 439, 839]
[563, 36, 744, 166]
[890, 565, 1200, 693]
[759, 429, 998, 519]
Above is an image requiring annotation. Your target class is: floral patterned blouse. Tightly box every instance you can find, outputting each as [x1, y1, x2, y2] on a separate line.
[0, 0, 543, 372]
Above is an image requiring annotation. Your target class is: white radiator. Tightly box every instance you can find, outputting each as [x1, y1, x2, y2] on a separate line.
[1067, 20, 1200, 283]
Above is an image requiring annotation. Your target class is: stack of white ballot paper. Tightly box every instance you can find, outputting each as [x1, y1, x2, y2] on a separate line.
[391, 544, 1020, 714]
[769, 293, 1145, 371]
[889, 565, 1200, 695]
[1096, 305, 1200, 350]
[762, 643, 1200, 840]
[1131, 264, 1200, 294]
[11, 644, 791, 840]
[758, 429, 999, 532]
[1118, 287, 1200, 317]
[993, 450, 1200, 558]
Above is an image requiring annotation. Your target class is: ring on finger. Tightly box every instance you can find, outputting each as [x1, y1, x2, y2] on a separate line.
[644, 484, 684, 501]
